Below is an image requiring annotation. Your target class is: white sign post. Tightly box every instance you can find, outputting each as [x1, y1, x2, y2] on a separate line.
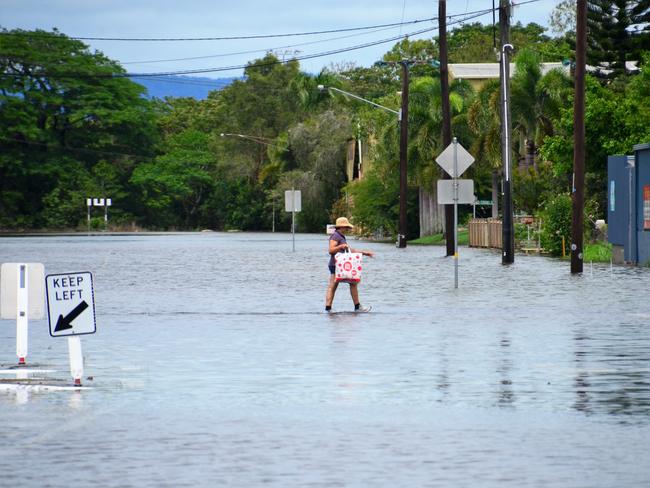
[285, 189, 301, 252]
[86, 198, 112, 230]
[46, 272, 97, 386]
[1, 263, 45, 365]
[436, 138, 475, 289]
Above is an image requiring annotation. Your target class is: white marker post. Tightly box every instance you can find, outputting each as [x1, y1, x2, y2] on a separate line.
[16, 264, 28, 364]
[67, 336, 84, 387]
[1, 263, 45, 365]
[87, 197, 112, 231]
[46, 271, 96, 386]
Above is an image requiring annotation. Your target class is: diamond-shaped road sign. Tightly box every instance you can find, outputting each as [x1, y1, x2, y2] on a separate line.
[435, 142, 475, 178]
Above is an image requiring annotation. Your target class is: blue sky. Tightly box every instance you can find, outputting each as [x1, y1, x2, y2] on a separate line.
[1, 0, 562, 77]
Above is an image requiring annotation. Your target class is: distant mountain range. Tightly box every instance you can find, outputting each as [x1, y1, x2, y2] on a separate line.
[130, 75, 238, 100]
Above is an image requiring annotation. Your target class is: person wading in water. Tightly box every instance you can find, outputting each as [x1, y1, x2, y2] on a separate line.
[325, 217, 375, 312]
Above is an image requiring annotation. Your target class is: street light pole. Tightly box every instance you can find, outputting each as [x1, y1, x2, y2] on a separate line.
[319, 86, 400, 116]
[220, 133, 275, 146]
[500, 0, 515, 265]
[319, 83, 408, 246]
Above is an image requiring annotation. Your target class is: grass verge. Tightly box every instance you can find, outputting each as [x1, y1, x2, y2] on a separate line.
[583, 241, 612, 263]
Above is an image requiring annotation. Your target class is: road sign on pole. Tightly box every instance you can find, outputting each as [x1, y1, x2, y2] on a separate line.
[435, 141, 475, 178]
[435, 138, 476, 289]
[284, 190, 301, 212]
[437, 179, 475, 204]
[285, 189, 301, 252]
[46, 272, 96, 337]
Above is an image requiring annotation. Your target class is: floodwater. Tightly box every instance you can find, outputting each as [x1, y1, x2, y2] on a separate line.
[1, 232, 650, 488]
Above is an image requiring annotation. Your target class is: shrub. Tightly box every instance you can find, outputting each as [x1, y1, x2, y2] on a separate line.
[540, 193, 572, 256]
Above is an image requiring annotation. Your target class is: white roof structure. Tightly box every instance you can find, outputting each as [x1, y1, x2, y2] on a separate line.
[448, 61, 639, 81]
[448, 62, 569, 80]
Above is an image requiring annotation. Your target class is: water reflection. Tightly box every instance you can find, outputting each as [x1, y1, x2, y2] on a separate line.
[573, 325, 650, 418]
[497, 334, 515, 407]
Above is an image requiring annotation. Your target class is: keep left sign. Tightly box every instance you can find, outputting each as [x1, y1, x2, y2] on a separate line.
[46, 272, 96, 337]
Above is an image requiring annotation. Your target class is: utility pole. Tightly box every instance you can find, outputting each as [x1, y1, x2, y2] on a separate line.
[439, 0, 454, 257]
[571, 0, 587, 274]
[500, 0, 515, 264]
[398, 60, 410, 248]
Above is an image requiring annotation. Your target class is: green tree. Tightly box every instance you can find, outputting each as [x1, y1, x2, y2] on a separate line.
[0, 28, 156, 228]
[467, 79, 502, 216]
[588, 0, 650, 76]
[130, 130, 214, 228]
[447, 22, 572, 63]
[539, 70, 650, 214]
[510, 48, 572, 172]
[285, 110, 353, 231]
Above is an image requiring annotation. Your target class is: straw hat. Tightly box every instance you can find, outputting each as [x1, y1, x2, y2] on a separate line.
[335, 217, 354, 229]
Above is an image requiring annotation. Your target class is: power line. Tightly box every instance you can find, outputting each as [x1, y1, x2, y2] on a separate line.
[2, 24, 440, 80]
[122, 25, 399, 65]
[121, 8, 494, 78]
[1, 17, 437, 42]
[2, 2, 545, 81]
[0, 1, 543, 43]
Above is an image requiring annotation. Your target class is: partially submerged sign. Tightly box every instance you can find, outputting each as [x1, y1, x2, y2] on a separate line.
[46, 272, 96, 337]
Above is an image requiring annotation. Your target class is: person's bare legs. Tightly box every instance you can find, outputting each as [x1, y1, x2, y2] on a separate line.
[349, 283, 360, 306]
[325, 275, 339, 308]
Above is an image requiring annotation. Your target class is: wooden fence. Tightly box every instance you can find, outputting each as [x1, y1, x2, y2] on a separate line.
[468, 218, 502, 249]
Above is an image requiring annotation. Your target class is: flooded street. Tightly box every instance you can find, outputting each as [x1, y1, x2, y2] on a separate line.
[1, 232, 650, 487]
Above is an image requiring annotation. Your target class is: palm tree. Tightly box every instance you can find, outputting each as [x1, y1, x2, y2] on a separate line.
[408, 75, 473, 235]
[509, 49, 571, 172]
[467, 79, 502, 218]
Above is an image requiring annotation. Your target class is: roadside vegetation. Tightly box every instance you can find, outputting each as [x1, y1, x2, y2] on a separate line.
[2, 2, 650, 261]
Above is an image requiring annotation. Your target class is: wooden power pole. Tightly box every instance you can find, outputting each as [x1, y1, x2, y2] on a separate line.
[439, 0, 454, 257]
[571, 0, 587, 273]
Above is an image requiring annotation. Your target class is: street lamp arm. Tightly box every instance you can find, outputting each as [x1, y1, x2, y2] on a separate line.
[320, 85, 400, 117]
[220, 133, 275, 146]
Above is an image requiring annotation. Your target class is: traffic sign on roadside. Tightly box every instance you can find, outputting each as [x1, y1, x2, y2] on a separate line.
[284, 190, 301, 212]
[437, 179, 475, 204]
[46, 272, 96, 337]
[435, 141, 475, 178]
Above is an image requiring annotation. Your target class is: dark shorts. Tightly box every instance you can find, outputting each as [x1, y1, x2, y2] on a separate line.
[328, 265, 336, 275]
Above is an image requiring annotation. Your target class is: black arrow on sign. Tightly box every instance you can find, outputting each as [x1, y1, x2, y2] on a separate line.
[55, 301, 89, 333]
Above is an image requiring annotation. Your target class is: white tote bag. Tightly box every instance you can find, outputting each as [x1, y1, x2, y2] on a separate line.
[334, 250, 363, 283]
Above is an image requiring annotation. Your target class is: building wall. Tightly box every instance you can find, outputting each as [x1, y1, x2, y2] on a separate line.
[607, 156, 630, 246]
[635, 144, 650, 265]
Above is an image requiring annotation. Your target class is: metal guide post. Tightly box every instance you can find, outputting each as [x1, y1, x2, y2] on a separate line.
[453, 138, 459, 289]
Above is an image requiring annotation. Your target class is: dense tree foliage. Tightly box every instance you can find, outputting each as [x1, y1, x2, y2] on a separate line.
[1, 24, 649, 243]
[0, 28, 157, 228]
[588, 0, 650, 76]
